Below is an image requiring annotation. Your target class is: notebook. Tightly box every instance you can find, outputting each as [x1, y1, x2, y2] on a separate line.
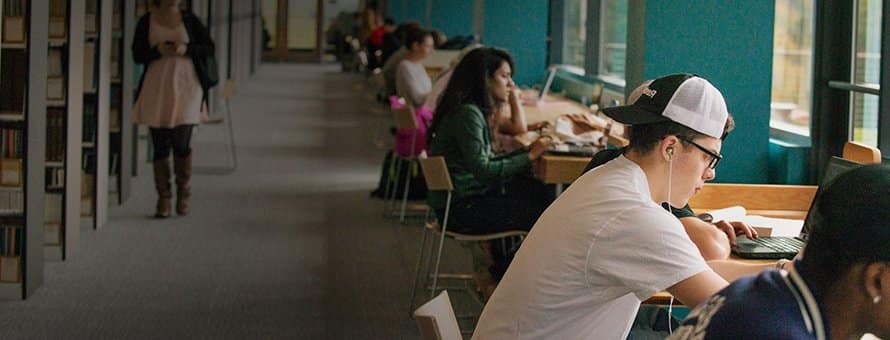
[730, 157, 863, 259]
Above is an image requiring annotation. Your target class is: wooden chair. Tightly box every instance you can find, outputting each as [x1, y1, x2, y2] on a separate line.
[195, 79, 238, 174]
[410, 156, 528, 313]
[384, 100, 426, 222]
[414, 291, 463, 340]
[688, 183, 818, 219]
[843, 141, 882, 164]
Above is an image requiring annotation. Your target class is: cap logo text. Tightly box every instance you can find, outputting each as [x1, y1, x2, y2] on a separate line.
[641, 87, 657, 98]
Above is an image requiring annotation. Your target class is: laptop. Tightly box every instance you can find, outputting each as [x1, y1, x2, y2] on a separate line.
[546, 141, 602, 157]
[731, 157, 863, 259]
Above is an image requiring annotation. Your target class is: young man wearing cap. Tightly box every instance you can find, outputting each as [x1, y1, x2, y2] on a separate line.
[582, 81, 756, 261]
[472, 74, 783, 339]
[670, 164, 890, 340]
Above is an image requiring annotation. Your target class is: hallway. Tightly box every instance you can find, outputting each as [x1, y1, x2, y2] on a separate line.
[0, 64, 444, 339]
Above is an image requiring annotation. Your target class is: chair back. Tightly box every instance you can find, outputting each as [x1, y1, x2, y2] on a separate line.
[419, 156, 453, 191]
[223, 79, 236, 100]
[843, 141, 881, 164]
[413, 291, 462, 340]
[393, 98, 418, 130]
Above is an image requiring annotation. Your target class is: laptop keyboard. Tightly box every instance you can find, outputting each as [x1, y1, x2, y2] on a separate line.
[749, 237, 805, 253]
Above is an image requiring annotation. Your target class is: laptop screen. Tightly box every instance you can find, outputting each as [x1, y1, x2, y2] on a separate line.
[799, 156, 863, 240]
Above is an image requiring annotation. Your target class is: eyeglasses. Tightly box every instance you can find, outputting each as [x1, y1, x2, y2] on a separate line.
[677, 136, 722, 169]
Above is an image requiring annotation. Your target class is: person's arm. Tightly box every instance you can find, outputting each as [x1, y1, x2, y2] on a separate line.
[706, 259, 777, 282]
[132, 14, 161, 65]
[667, 270, 729, 307]
[453, 107, 532, 183]
[497, 90, 527, 135]
[680, 217, 731, 260]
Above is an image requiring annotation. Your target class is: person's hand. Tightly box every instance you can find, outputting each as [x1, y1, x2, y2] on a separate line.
[527, 135, 554, 160]
[158, 42, 177, 56]
[173, 42, 187, 56]
[507, 87, 522, 104]
[526, 121, 551, 132]
[713, 220, 758, 245]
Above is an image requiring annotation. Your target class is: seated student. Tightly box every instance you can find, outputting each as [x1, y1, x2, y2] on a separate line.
[365, 17, 396, 70]
[671, 164, 890, 340]
[472, 74, 784, 339]
[395, 28, 434, 108]
[582, 81, 756, 260]
[427, 48, 555, 280]
[382, 22, 421, 95]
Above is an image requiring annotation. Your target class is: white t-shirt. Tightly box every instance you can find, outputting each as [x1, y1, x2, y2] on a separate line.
[395, 59, 432, 108]
[472, 155, 710, 339]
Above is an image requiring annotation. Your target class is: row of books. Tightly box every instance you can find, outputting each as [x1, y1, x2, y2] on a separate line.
[3, 0, 26, 17]
[0, 49, 26, 117]
[82, 101, 97, 144]
[46, 167, 64, 189]
[47, 109, 65, 162]
[0, 158, 22, 187]
[0, 225, 23, 283]
[84, 41, 97, 91]
[0, 128, 25, 159]
[85, 0, 99, 34]
[0, 188, 23, 215]
[49, 0, 67, 39]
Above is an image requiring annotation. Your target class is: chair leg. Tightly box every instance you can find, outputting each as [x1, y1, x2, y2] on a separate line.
[388, 156, 403, 215]
[409, 225, 430, 315]
[430, 227, 448, 299]
[381, 153, 397, 216]
[399, 158, 413, 223]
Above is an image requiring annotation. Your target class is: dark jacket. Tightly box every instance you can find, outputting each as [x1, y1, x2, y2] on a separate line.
[132, 11, 215, 107]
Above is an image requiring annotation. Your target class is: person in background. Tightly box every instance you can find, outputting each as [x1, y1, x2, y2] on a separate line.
[395, 28, 434, 108]
[366, 17, 396, 70]
[427, 48, 555, 281]
[132, 0, 215, 218]
[582, 80, 756, 261]
[472, 74, 783, 339]
[382, 22, 421, 96]
[671, 164, 890, 340]
[358, 0, 380, 44]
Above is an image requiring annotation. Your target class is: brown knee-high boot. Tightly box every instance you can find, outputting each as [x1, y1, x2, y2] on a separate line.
[173, 154, 192, 215]
[153, 159, 172, 218]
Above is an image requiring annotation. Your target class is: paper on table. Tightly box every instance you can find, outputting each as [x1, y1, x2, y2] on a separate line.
[698, 205, 804, 237]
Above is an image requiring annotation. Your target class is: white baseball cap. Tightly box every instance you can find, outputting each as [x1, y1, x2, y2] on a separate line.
[602, 73, 729, 139]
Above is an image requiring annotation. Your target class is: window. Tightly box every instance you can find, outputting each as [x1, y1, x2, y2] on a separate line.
[850, 0, 882, 146]
[599, 0, 627, 80]
[770, 0, 814, 137]
[563, 0, 587, 69]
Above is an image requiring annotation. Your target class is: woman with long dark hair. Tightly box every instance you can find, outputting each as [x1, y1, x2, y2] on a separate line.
[427, 47, 554, 280]
[132, 0, 215, 218]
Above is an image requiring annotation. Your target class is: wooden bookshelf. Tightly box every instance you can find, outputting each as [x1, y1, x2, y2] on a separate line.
[0, 0, 49, 300]
[42, 0, 84, 262]
[81, 0, 109, 229]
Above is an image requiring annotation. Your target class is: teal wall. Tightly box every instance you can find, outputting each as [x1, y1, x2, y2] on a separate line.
[641, 1, 775, 183]
[482, 0, 549, 86]
[431, 0, 473, 37]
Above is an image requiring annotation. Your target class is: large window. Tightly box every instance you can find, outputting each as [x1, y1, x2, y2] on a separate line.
[770, 0, 814, 137]
[851, 0, 882, 146]
[563, 0, 587, 69]
[599, 0, 627, 80]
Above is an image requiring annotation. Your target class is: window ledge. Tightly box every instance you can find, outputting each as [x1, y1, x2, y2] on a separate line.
[769, 120, 811, 146]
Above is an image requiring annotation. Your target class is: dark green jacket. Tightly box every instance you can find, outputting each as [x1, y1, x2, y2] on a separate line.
[428, 104, 531, 211]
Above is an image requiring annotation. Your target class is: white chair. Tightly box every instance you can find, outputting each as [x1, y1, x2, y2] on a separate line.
[410, 156, 527, 311]
[414, 291, 463, 340]
[195, 79, 238, 175]
[383, 100, 425, 222]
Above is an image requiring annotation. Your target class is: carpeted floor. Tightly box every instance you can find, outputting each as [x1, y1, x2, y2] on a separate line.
[0, 64, 477, 339]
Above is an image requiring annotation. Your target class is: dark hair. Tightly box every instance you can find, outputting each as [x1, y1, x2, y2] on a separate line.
[384, 17, 395, 26]
[429, 48, 514, 140]
[403, 27, 432, 49]
[432, 30, 447, 47]
[801, 164, 890, 296]
[627, 114, 735, 154]
[394, 22, 421, 45]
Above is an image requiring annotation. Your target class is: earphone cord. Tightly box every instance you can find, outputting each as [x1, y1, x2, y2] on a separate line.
[667, 154, 674, 334]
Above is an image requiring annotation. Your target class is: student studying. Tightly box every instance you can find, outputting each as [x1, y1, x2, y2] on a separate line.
[472, 74, 782, 339]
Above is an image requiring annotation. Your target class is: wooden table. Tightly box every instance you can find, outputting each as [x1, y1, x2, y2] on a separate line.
[643, 257, 775, 305]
